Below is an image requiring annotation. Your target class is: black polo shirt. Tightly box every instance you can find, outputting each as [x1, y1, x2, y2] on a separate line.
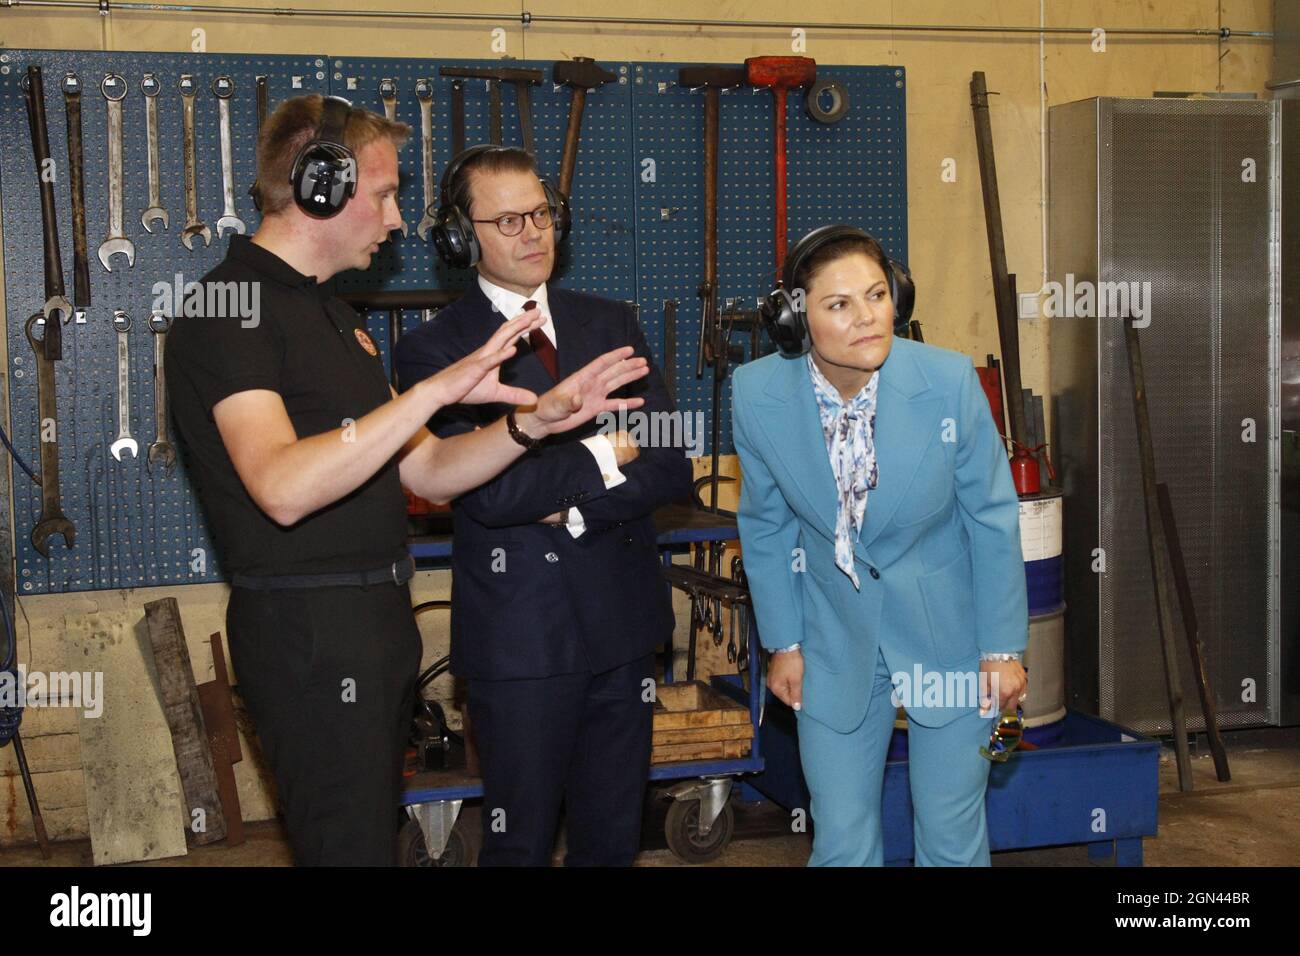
[165, 235, 407, 577]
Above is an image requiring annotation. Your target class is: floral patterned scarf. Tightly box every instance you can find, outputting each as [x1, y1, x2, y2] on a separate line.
[807, 353, 880, 590]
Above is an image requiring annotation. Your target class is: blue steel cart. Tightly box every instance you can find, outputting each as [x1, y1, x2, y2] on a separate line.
[400, 504, 763, 865]
[716, 675, 1161, 866]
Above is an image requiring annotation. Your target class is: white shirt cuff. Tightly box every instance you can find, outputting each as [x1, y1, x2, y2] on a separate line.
[580, 434, 628, 490]
[565, 436, 627, 538]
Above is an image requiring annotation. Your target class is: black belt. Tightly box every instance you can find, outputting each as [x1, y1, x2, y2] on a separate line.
[231, 555, 416, 591]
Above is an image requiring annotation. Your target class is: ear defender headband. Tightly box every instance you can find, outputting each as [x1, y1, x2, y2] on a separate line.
[430, 144, 572, 270]
[288, 95, 358, 219]
[758, 224, 916, 358]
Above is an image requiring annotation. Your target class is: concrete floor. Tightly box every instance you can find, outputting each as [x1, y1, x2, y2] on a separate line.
[2, 730, 1297, 867]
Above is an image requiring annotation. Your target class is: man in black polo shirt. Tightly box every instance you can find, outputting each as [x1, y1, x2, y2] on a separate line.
[166, 95, 649, 865]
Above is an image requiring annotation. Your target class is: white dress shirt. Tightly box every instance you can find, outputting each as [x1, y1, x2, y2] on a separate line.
[477, 275, 627, 537]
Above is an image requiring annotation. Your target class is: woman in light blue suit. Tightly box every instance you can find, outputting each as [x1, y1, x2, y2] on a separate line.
[733, 225, 1029, 866]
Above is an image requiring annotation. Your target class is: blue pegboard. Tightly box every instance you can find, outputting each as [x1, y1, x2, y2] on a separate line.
[0, 50, 906, 595]
[632, 64, 908, 456]
[0, 49, 328, 594]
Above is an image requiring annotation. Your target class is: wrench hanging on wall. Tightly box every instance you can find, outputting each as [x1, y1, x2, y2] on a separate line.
[97, 73, 135, 272]
[212, 76, 246, 238]
[22, 65, 72, 363]
[140, 73, 168, 233]
[179, 74, 212, 250]
[147, 311, 176, 475]
[415, 78, 436, 241]
[110, 310, 139, 462]
[25, 312, 75, 555]
[378, 77, 408, 237]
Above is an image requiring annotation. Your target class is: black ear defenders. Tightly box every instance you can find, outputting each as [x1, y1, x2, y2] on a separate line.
[758, 224, 916, 358]
[287, 95, 358, 219]
[430, 144, 572, 270]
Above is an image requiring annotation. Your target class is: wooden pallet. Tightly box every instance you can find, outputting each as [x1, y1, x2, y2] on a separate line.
[651, 682, 752, 765]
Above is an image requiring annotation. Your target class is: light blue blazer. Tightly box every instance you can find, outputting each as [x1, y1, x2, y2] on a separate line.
[733, 338, 1028, 733]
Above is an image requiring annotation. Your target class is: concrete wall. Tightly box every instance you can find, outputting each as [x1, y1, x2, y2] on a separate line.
[0, 0, 1274, 847]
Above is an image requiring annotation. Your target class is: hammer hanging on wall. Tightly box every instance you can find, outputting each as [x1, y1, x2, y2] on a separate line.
[678, 66, 745, 381]
[745, 56, 817, 277]
[553, 57, 616, 203]
[439, 65, 544, 153]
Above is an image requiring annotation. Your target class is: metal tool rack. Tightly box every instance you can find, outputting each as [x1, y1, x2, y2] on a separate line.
[0, 49, 905, 596]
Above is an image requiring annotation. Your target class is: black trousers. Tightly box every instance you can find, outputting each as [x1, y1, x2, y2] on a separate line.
[469, 653, 654, 866]
[226, 581, 422, 866]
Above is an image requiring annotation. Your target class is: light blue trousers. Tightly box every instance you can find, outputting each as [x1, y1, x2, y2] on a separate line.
[795, 648, 993, 866]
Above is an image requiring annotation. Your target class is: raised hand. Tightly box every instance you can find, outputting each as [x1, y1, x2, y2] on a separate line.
[529, 346, 649, 436]
[426, 308, 546, 408]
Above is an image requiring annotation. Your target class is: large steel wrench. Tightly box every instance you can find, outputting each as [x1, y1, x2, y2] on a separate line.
[140, 73, 168, 232]
[20, 67, 71, 359]
[147, 311, 175, 474]
[212, 76, 245, 238]
[179, 75, 211, 250]
[24, 313, 75, 555]
[378, 78, 407, 238]
[110, 310, 138, 461]
[97, 73, 135, 271]
[415, 78, 436, 240]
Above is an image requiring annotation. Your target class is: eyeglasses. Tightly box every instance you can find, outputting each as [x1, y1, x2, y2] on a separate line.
[471, 204, 556, 237]
[979, 704, 1025, 763]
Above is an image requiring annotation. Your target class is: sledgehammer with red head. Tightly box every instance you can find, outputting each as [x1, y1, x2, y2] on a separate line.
[744, 55, 817, 278]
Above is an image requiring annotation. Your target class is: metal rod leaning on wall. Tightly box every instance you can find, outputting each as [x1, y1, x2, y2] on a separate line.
[1157, 481, 1231, 783]
[1124, 319, 1194, 793]
[0, 2, 1272, 39]
[970, 71, 1028, 456]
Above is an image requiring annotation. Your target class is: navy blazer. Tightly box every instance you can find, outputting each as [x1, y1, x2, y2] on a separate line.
[395, 281, 693, 680]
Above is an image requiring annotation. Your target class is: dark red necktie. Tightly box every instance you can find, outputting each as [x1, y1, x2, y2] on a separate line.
[528, 328, 558, 381]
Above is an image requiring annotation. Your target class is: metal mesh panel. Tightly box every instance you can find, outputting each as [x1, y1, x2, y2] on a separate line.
[1097, 98, 1275, 734]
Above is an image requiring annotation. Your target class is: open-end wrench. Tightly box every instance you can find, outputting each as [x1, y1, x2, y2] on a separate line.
[25, 313, 75, 555]
[97, 73, 135, 271]
[140, 73, 168, 232]
[21, 67, 72, 360]
[147, 311, 176, 474]
[110, 310, 138, 461]
[378, 78, 408, 238]
[212, 76, 245, 238]
[415, 78, 436, 240]
[179, 75, 211, 250]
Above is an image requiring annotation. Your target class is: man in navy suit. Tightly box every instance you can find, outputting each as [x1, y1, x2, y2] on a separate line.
[396, 146, 692, 865]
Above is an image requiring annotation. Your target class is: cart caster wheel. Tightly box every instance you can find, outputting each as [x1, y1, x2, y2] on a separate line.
[399, 817, 471, 867]
[665, 798, 734, 864]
